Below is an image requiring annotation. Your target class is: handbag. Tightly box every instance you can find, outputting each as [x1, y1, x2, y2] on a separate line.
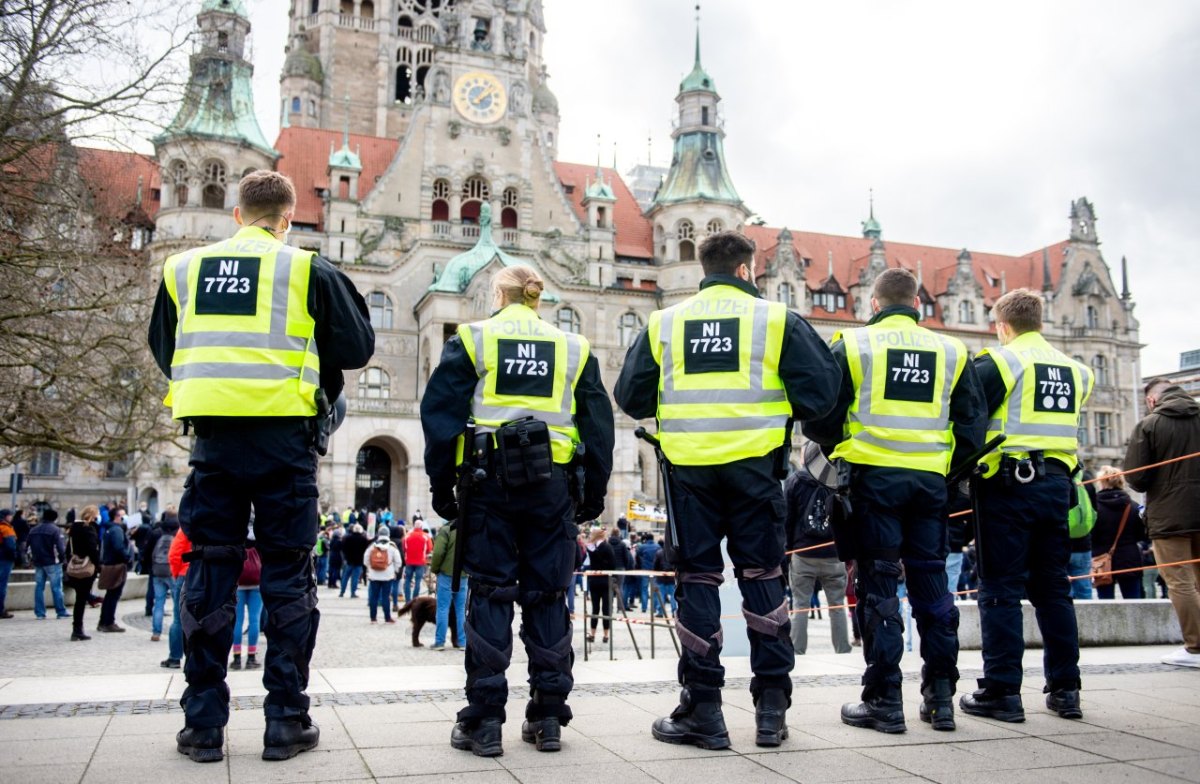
[1091, 505, 1130, 588]
[97, 563, 127, 591]
[66, 554, 95, 580]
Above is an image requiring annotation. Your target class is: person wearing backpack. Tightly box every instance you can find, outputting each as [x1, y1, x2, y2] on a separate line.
[150, 512, 182, 642]
[364, 533, 401, 623]
[1066, 469, 1098, 599]
[232, 529, 263, 670]
[784, 466, 851, 655]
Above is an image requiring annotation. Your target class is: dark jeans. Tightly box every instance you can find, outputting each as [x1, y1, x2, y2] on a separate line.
[976, 470, 1079, 694]
[367, 580, 392, 621]
[587, 576, 612, 631]
[69, 574, 96, 634]
[1096, 573, 1144, 600]
[100, 580, 125, 626]
[178, 418, 320, 730]
[670, 456, 794, 701]
[840, 466, 958, 700]
[459, 467, 576, 727]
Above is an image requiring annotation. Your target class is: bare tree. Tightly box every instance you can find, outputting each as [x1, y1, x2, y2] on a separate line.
[0, 0, 190, 464]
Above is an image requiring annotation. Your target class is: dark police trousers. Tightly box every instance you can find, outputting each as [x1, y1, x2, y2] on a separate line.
[178, 418, 320, 729]
[844, 466, 959, 701]
[671, 455, 794, 702]
[975, 468, 1079, 694]
[459, 466, 577, 727]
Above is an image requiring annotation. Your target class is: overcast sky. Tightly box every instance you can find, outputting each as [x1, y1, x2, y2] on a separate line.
[244, 0, 1199, 375]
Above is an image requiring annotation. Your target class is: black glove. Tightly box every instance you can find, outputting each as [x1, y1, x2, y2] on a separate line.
[575, 500, 603, 524]
[432, 486, 459, 521]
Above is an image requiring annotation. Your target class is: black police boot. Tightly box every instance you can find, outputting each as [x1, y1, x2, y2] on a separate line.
[261, 716, 320, 761]
[1045, 689, 1083, 719]
[651, 688, 731, 750]
[451, 717, 503, 757]
[521, 717, 561, 752]
[753, 688, 790, 747]
[919, 678, 956, 731]
[176, 726, 224, 763]
[959, 689, 1025, 723]
[841, 695, 907, 734]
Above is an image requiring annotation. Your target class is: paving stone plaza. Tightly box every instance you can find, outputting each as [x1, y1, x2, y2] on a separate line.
[1, 584, 1198, 783]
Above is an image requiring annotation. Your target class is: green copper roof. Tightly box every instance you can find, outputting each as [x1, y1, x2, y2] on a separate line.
[429, 204, 523, 293]
[201, 0, 248, 17]
[679, 23, 716, 94]
[329, 134, 361, 170]
[157, 58, 276, 159]
[283, 36, 323, 83]
[861, 192, 881, 239]
[653, 131, 741, 206]
[585, 166, 615, 201]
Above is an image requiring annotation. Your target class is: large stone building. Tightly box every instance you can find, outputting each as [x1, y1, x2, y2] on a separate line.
[18, 0, 1142, 522]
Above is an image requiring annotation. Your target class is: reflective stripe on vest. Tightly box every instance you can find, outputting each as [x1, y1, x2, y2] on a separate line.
[457, 304, 586, 464]
[163, 228, 319, 418]
[979, 330, 1093, 478]
[649, 285, 790, 466]
[831, 316, 966, 475]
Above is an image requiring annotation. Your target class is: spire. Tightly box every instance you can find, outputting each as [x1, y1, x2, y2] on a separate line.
[916, 259, 923, 287]
[647, 131, 652, 166]
[612, 141, 618, 171]
[342, 94, 351, 149]
[1121, 255, 1130, 300]
[679, 4, 716, 94]
[694, 4, 702, 69]
[328, 95, 362, 170]
[861, 188, 882, 240]
[1042, 247, 1052, 291]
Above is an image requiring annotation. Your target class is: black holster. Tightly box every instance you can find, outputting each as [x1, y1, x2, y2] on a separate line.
[568, 442, 587, 506]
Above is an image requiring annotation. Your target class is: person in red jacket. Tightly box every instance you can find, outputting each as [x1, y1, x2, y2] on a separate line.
[162, 528, 192, 669]
[402, 522, 433, 603]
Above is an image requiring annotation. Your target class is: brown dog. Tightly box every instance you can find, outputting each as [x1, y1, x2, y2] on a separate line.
[396, 595, 460, 648]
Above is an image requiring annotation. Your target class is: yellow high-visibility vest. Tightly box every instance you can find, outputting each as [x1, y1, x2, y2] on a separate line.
[647, 283, 790, 466]
[458, 304, 587, 465]
[163, 226, 319, 418]
[831, 314, 967, 476]
[979, 330, 1093, 478]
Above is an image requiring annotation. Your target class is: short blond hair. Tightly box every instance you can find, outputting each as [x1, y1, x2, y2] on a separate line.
[238, 170, 296, 220]
[1097, 465, 1126, 491]
[992, 289, 1043, 334]
[493, 265, 544, 309]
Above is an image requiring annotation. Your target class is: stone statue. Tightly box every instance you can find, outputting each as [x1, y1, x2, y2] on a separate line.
[433, 70, 450, 103]
[441, 10, 460, 47]
[503, 22, 518, 56]
[510, 80, 526, 116]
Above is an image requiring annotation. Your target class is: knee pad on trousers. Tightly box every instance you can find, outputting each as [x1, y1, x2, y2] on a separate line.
[180, 599, 235, 640]
[520, 626, 573, 674]
[861, 594, 902, 638]
[676, 618, 723, 658]
[464, 620, 514, 672]
[909, 591, 960, 628]
[741, 600, 790, 639]
[863, 558, 903, 579]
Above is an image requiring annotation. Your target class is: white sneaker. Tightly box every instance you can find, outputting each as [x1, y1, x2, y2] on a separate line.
[1160, 647, 1200, 668]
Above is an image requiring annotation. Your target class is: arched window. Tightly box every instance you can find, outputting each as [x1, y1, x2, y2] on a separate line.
[358, 367, 390, 399]
[360, 0, 374, 18]
[1092, 354, 1109, 387]
[217, 31, 228, 53]
[1086, 304, 1099, 330]
[460, 175, 490, 224]
[170, 159, 188, 207]
[308, 99, 317, 117]
[678, 220, 695, 262]
[201, 160, 226, 209]
[431, 178, 450, 221]
[618, 312, 642, 347]
[556, 306, 580, 334]
[310, 0, 318, 13]
[290, 96, 301, 113]
[777, 282, 795, 307]
[501, 187, 518, 229]
[367, 291, 393, 329]
[958, 300, 975, 324]
[706, 218, 723, 235]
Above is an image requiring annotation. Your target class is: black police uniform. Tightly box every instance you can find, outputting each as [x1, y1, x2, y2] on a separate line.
[615, 274, 841, 746]
[803, 305, 986, 731]
[148, 250, 374, 747]
[419, 326, 614, 749]
[962, 352, 1082, 720]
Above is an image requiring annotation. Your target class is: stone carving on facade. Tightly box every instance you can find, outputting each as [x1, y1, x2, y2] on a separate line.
[440, 9, 461, 48]
[509, 80, 527, 116]
[380, 336, 417, 356]
[498, 126, 511, 146]
[503, 22, 518, 56]
[447, 120, 461, 139]
[432, 69, 450, 104]
[528, 0, 544, 30]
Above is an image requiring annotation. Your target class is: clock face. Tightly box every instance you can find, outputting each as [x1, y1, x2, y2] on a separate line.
[452, 71, 508, 124]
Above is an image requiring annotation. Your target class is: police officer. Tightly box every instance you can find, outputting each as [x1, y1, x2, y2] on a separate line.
[420, 264, 614, 757]
[803, 268, 986, 733]
[614, 230, 840, 749]
[147, 170, 374, 762]
[960, 288, 1093, 722]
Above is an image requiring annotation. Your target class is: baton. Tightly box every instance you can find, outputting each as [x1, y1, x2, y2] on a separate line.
[634, 427, 683, 565]
[946, 435, 1007, 487]
[451, 419, 487, 593]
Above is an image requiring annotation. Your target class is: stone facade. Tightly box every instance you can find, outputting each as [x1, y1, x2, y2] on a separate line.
[14, 2, 1142, 525]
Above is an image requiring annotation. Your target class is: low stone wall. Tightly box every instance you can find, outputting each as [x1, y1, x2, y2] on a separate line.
[956, 598, 1183, 649]
[5, 570, 149, 612]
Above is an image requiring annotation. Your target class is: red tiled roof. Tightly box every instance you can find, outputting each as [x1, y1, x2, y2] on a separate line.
[746, 225, 1067, 330]
[554, 162, 654, 260]
[75, 147, 161, 222]
[274, 127, 399, 230]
